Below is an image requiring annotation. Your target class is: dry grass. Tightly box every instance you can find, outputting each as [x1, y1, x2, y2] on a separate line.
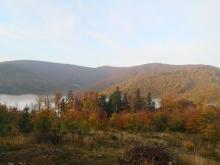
[0, 132, 219, 165]
[182, 154, 219, 165]
[0, 134, 31, 146]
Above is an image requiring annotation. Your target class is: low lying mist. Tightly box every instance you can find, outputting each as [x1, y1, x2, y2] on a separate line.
[0, 95, 38, 110]
[0, 95, 161, 110]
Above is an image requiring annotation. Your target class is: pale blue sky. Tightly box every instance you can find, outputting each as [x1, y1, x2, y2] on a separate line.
[0, 0, 219, 67]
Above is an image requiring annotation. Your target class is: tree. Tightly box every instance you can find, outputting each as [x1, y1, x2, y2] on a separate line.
[122, 93, 130, 110]
[37, 95, 44, 110]
[82, 91, 99, 112]
[43, 96, 50, 110]
[134, 88, 144, 111]
[61, 110, 85, 133]
[98, 94, 112, 116]
[109, 113, 124, 129]
[34, 110, 56, 134]
[33, 109, 60, 144]
[74, 96, 82, 111]
[198, 106, 219, 141]
[60, 98, 66, 112]
[18, 107, 33, 133]
[0, 105, 11, 136]
[54, 91, 62, 109]
[110, 87, 122, 113]
[99, 94, 107, 108]
[66, 90, 74, 109]
[88, 110, 108, 130]
[146, 92, 155, 111]
[153, 112, 169, 131]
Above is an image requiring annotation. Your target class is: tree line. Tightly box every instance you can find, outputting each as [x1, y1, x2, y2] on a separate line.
[0, 87, 220, 144]
[50, 87, 156, 116]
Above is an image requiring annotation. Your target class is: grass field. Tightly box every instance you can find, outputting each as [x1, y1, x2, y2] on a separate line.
[0, 131, 219, 165]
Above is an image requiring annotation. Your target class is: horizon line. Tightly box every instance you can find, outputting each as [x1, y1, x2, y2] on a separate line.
[0, 59, 218, 69]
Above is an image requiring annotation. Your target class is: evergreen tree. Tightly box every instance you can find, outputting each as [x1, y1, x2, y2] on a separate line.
[122, 93, 130, 110]
[18, 107, 32, 133]
[60, 98, 66, 112]
[0, 105, 11, 136]
[99, 94, 107, 108]
[134, 88, 144, 111]
[110, 87, 122, 113]
[146, 92, 156, 111]
[99, 94, 114, 117]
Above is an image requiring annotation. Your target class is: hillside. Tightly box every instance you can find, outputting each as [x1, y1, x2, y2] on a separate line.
[0, 60, 116, 94]
[1, 60, 220, 105]
[103, 65, 220, 106]
[0, 60, 141, 94]
[0, 61, 196, 94]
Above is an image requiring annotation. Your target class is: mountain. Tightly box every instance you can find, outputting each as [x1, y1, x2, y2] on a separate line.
[0, 60, 186, 94]
[103, 64, 220, 106]
[0, 60, 112, 94]
[0, 60, 141, 94]
[1, 60, 220, 106]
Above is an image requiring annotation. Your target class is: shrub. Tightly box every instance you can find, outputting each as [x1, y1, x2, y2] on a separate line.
[153, 112, 169, 131]
[109, 113, 124, 129]
[183, 140, 196, 152]
[119, 145, 176, 165]
[88, 110, 108, 130]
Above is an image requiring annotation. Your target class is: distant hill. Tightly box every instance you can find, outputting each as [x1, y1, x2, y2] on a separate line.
[0, 60, 141, 94]
[0, 60, 189, 94]
[0, 60, 115, 94]
[103, 64, 220, 106]
[1, 60, 220, 106]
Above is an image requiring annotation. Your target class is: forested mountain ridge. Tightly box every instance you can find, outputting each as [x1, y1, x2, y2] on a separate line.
[0, 60, 122, 94]
[103, 65, 220, 106]
[0, 60, 220, 104]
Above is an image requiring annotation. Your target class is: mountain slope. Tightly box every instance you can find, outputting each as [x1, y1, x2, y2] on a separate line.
[0, 60, 104, 94]
[1, 60, 220, 106]
[103, 65, 220, 106]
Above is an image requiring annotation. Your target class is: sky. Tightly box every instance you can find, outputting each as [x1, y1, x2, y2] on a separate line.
[0, 0, 219, 67]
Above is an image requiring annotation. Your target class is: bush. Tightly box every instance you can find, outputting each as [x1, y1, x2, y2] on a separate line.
[168, 117, 185, 132]
[119, 145, 176, 165]
[183, 140, 196, 152]
[153, 112, 169, 131]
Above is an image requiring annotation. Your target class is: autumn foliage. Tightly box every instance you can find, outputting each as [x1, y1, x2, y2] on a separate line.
[0, 87, 220, 143]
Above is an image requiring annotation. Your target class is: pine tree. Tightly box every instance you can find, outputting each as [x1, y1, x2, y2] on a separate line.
[110, 87, 122, 113]
[18, 107, 32, 133]
[134, 88, 144, 111]
[60, 98, 66, 112]
[99, 94, 107, 108]
[122, 93, 130, 110]
[146, 92, 155, 111]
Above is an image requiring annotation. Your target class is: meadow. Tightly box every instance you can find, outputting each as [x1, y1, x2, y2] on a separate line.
[0, 88, 220, 164]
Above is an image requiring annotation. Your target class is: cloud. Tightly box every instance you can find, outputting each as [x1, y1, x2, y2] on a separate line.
[39, 7, 75, 41]
[0, 0, 220, 67]
[0, 1, 76, 43]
